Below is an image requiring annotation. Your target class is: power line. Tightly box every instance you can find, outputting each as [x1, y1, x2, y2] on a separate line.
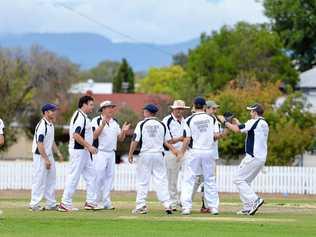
[52, 2, 173, 56]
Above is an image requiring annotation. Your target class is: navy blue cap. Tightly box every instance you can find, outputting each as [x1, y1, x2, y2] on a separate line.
[143, 104, 159, 113]
[194, 96, 206, 107]
[41, 103, 58, 113]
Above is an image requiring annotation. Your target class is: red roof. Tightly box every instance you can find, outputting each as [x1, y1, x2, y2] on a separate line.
[90, 93, 171, 115]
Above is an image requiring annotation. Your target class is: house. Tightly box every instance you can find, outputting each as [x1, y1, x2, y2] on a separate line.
[297, 67, 316, 113]
[69, 79, 112, 94]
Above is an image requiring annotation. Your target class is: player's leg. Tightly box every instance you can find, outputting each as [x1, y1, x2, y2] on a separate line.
[134, 154, 151, 213]
[82, 151, 97, 209]
[152, 153, 172, 213]
[44, 156, 57, 210]
[102, 151, 115, 209]
[180, 154, 199, 214]
[202, 153, 219, 215]
[60, 150, 85, 210]
[234, 155, 265, 214]
[165, 153, 179, 210]
[94, 151, 107, 206]
[29, 154, 47, 210]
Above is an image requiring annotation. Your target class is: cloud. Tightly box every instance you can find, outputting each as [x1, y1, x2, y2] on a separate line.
[0, 0, 268, 43]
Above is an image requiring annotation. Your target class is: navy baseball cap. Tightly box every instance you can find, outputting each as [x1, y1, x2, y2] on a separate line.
[143, 104, 159, 113]
[194, 96, 206, 107]
[41, 103, 58, 113]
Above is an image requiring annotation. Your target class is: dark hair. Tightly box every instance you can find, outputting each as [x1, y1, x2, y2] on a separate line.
[78, 95, 94, 108]
[195, 104, 204, 110]
[256, 108, 264, 116]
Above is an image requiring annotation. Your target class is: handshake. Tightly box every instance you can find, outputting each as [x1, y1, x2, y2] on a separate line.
[217, 112, 239, 125]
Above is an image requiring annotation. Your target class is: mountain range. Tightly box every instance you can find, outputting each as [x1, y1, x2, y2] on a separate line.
[0, 33, 199, 71]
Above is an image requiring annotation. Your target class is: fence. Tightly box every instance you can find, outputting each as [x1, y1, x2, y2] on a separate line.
[0, 161, 316, 194]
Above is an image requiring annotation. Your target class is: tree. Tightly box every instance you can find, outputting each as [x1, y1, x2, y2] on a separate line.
[209, 79, 315, 165]
[262, 0, 316, 71]
[112, 58, 135, 93]
[172, 52, 189, 68]
[137, 65, 188, 99]
[187, 22, 298, 95]
[89, 60, 120, 82]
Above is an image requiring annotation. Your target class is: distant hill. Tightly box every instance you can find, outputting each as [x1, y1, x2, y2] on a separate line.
[0, 33, 199, 71]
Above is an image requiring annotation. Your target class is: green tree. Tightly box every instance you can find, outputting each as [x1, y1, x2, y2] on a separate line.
[112, 58, 135, 93]
[262, 0, 316, 71]
[172, 52, 189, 68]
[187, 22, 298, 94]
[137, 65, 188, 99]
[90, 60, 120, 82]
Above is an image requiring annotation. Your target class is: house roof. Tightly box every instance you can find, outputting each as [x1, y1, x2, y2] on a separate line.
[91, 93, 171, 115]
[299, 67, 316, 88]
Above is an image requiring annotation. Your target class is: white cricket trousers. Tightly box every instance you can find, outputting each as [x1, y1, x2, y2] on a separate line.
[165, 152, 182, 207]
[61, 149, 97, 208]
[29, 154, 56, 208]
[136, 152, 171, 209]
[181, 150, 219, 210]
[234, 155, 265, 207]
[94, 150, 115, 207]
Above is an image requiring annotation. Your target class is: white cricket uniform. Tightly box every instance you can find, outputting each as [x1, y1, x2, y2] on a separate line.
[180, 112, 219, 210]
[162, 113, 186, 207]
[29, 118, 56, 208]
[61, 109, 97, 208]
[133, 117, 172, 209]
[192, 115, 221, 199]
[0, 119, 4, 135]
[234, 117, 269, 209]
[91, 116, 121, 207]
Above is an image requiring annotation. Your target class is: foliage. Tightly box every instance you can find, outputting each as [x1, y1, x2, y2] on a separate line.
[137, 65, 188, 100]
[187, 22, 298, 95]
[113, 58, 135, 93]
[262, 0, 316, 71]
[210, 79, 315, 165]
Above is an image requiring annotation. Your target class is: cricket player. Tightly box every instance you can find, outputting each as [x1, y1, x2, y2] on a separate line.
[29, 104, 63, 211]
[0, 118, 3, 215]
[220, 103, 269, 215]
[192, 100, 225, 213]
[58, 95, 98, 211]
[0, 118, 4, 146]
[179, 97, 219, 215]
[128, 104, 177, 215]
[162, 100, 190, 211]
[92, 100, 130, 209]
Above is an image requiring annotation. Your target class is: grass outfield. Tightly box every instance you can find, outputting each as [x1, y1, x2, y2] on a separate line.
[1, 191, 316, 237]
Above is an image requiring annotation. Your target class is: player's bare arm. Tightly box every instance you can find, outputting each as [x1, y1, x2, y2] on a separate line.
[118, 122, 131, 142]
[128, 140, 138, 164]
[37, 142, 51, 170]
[73, 133, 97, 154]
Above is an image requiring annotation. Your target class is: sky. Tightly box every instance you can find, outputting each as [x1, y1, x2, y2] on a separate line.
[0, 0, 268, 44]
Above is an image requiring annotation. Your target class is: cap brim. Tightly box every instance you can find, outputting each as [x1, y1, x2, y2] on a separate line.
[99, 104, 116, 111]
[246, 106, 255, 110]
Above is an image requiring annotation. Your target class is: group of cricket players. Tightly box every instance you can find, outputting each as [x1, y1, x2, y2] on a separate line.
[0, 94, 269, 216]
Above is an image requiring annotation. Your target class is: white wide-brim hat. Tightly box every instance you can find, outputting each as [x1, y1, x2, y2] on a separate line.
[170, 100, 190, 109]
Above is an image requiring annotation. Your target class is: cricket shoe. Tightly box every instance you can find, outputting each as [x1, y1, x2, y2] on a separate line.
[132, 206, 148, 214]
[84, 202, 99, 210]
[165, 207, 173, 215]
[43, 205, 58, 211]
[200, 207, 210, 213]
[248, 198, 264, 216]
[29, 206, 44, 212]
[181, 208, 191, 215]
[57, 203, 79, 212]
[236, 208, 250, 215]
[103, 205, 115, 210]
[210, 208, 219, 215]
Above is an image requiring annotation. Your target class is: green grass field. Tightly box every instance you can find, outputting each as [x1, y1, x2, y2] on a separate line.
[1, 191, 316, 237]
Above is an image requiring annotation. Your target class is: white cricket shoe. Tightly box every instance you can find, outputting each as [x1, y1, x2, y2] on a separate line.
[210, 208, 219, 215]
[249, 198, 264, 216]
[132, 206, 148, 214]
[181, 209, 191, 215]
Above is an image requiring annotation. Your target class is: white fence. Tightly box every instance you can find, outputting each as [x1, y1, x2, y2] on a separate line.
[1, 161, 316, 194]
